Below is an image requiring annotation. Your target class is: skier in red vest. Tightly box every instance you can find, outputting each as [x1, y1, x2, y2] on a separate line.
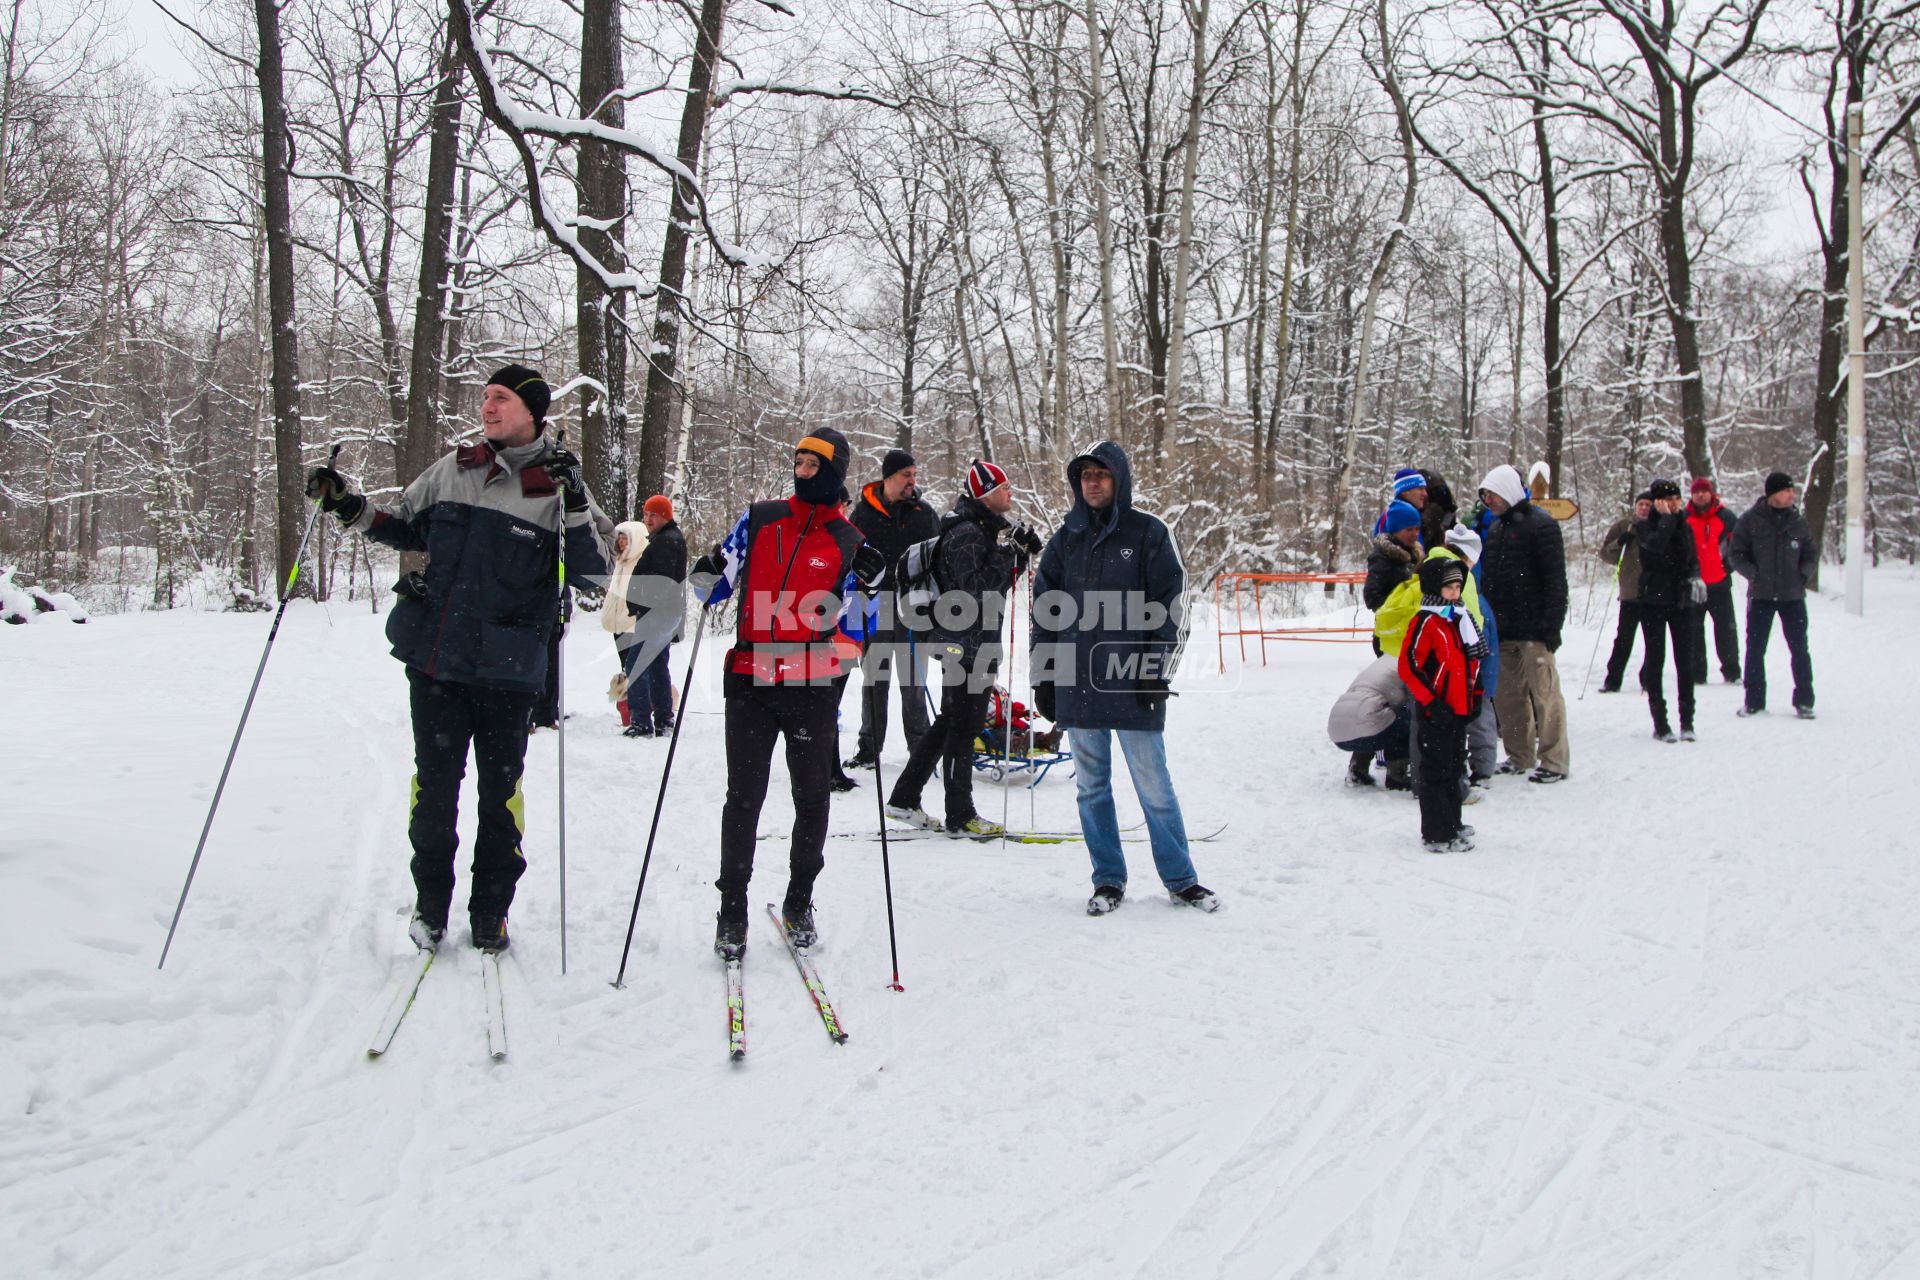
[690, 428, 885, 959]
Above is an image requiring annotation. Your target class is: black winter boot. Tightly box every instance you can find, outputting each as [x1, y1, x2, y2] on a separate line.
[470, 913, 510, 953]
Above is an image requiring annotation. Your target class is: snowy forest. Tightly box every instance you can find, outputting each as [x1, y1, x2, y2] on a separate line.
[6, 0, 1920, 606]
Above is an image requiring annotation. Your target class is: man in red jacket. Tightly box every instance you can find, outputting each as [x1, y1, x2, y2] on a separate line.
[691, 428, 885, 959]
[1684, 477, 1741, 685]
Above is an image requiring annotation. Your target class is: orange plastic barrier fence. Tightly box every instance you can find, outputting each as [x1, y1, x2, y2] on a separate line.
[1215, 572, 1370, 672]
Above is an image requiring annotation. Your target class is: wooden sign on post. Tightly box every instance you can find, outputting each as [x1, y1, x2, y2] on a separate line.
[1527, 461, 1578, 520]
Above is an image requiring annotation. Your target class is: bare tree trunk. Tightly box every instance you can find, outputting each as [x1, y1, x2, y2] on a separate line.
[399, 37, 463, 573]
[1081, 0, 1121, 431]
[403, 38, 462, 483]
[1324, 0, 1415, 575]
[1247, 6, 1282, 496]
[1509, 253, 1525, 459]
[578, 0, 628, 514]
[255, 0, 305, 598]
[1159, 0, 1210, 460]
[635, 0, 725, 502]
[1264, 1, 1311, 506]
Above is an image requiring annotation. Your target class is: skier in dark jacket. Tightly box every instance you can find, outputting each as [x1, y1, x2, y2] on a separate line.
[1684, 476, 1741, 684]
[1477, 463, 1570, 782]
[691, 428, 885, 958]
[1635, 479, 1703, 741]
[886, 460, 1040, 835]
[1597, 492, 1652, 692]
[306, 365, 611, 954]
[1031, 441, 1218, 915]
[619, 495, 687, 737]
[845, 449, 939, 768]
[1730, 471, 1818, 717]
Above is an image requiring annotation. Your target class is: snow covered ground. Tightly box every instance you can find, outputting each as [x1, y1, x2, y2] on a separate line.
[6, 571, 1920, 1278]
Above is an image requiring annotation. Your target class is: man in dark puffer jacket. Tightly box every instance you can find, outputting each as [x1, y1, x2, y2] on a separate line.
[845, 449, 939, 767]
[307, 365, 612, 955]
[1731, 471, 1818, 718]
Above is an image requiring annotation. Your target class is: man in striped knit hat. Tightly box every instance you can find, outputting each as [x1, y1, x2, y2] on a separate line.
[886, 459, 1043, 837]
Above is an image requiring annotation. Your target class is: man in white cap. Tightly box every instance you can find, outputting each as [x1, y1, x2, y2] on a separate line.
[1475, 464, 1569, 783]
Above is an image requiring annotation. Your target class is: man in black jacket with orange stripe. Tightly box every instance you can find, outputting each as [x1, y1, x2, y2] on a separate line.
[845, 449, 938, 768]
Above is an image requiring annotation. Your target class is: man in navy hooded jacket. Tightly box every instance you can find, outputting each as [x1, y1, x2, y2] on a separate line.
[1030, 442, 1218, 916]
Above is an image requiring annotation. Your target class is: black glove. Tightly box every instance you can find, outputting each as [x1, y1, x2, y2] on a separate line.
[305, 466, 363, 522]
[851, 543, 888, 590]
[393, 570, 428, 601]
[1545, 630, 1562, 653]
[1010, 523, 1044, 556]
[1032, 683, 1056, 723]
[689, 551, 723, 598]
[1136, 677, 1172, 712]
[547, 448, 588, 513]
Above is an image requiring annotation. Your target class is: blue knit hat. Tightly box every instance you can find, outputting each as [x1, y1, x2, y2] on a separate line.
[1382, 500, 1422, 536]
[1391, 468, 1427, 499]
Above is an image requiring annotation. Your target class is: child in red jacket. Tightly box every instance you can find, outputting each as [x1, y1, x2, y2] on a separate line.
[1399, 556, 1486, 852]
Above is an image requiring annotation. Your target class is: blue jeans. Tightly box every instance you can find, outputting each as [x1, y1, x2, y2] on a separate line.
[1071, 728, 1197, 893]
[622, 639, 675, 730]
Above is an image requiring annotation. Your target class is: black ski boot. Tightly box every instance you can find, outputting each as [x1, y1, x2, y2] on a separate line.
[780, 897, 818, 948]
[1171, 884, 1221, 913]
[1346, 750, 1375, 788]
[1087, 884, 1124, 916]
[408, 908, 446, 953]
[830, 769, 858, 793]
[714, 914, 748, 961]
[471, 913, 510, 953]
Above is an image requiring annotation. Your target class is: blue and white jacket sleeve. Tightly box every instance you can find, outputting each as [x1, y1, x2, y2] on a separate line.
[835, 574, 878, 646]
[696, 510, 751, 606]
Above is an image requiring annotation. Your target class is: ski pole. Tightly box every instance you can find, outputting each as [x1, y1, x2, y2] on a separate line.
[159, 444, 340, 969]
[611, 601, 711, 988]
[1578, 544, 1626, 701]
[1001, 566, 1017, 846]
[552, 456, 570, 976]
[867, 671, 905, 992]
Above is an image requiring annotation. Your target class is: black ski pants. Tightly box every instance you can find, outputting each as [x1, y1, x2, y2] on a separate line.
[406, 668, 535, 923]
[1603, 600, 1643, 690]
[1743, 599, 1814, 712]
[853, 623, 931, 762]
[1685, 577, 1741, 683]
[888, 647, 991, 826]
[1639, 604, 1696, 733]
[716, 677, 839, 922]
[1416, 707, 1468, 843]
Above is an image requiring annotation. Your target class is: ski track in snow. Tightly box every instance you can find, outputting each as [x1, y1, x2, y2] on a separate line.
[5, 574, 1920, 1277]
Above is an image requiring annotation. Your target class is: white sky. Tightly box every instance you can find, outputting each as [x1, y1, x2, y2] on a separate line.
[114, 0, 200, 89]
[100, 0, 1834, 265]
